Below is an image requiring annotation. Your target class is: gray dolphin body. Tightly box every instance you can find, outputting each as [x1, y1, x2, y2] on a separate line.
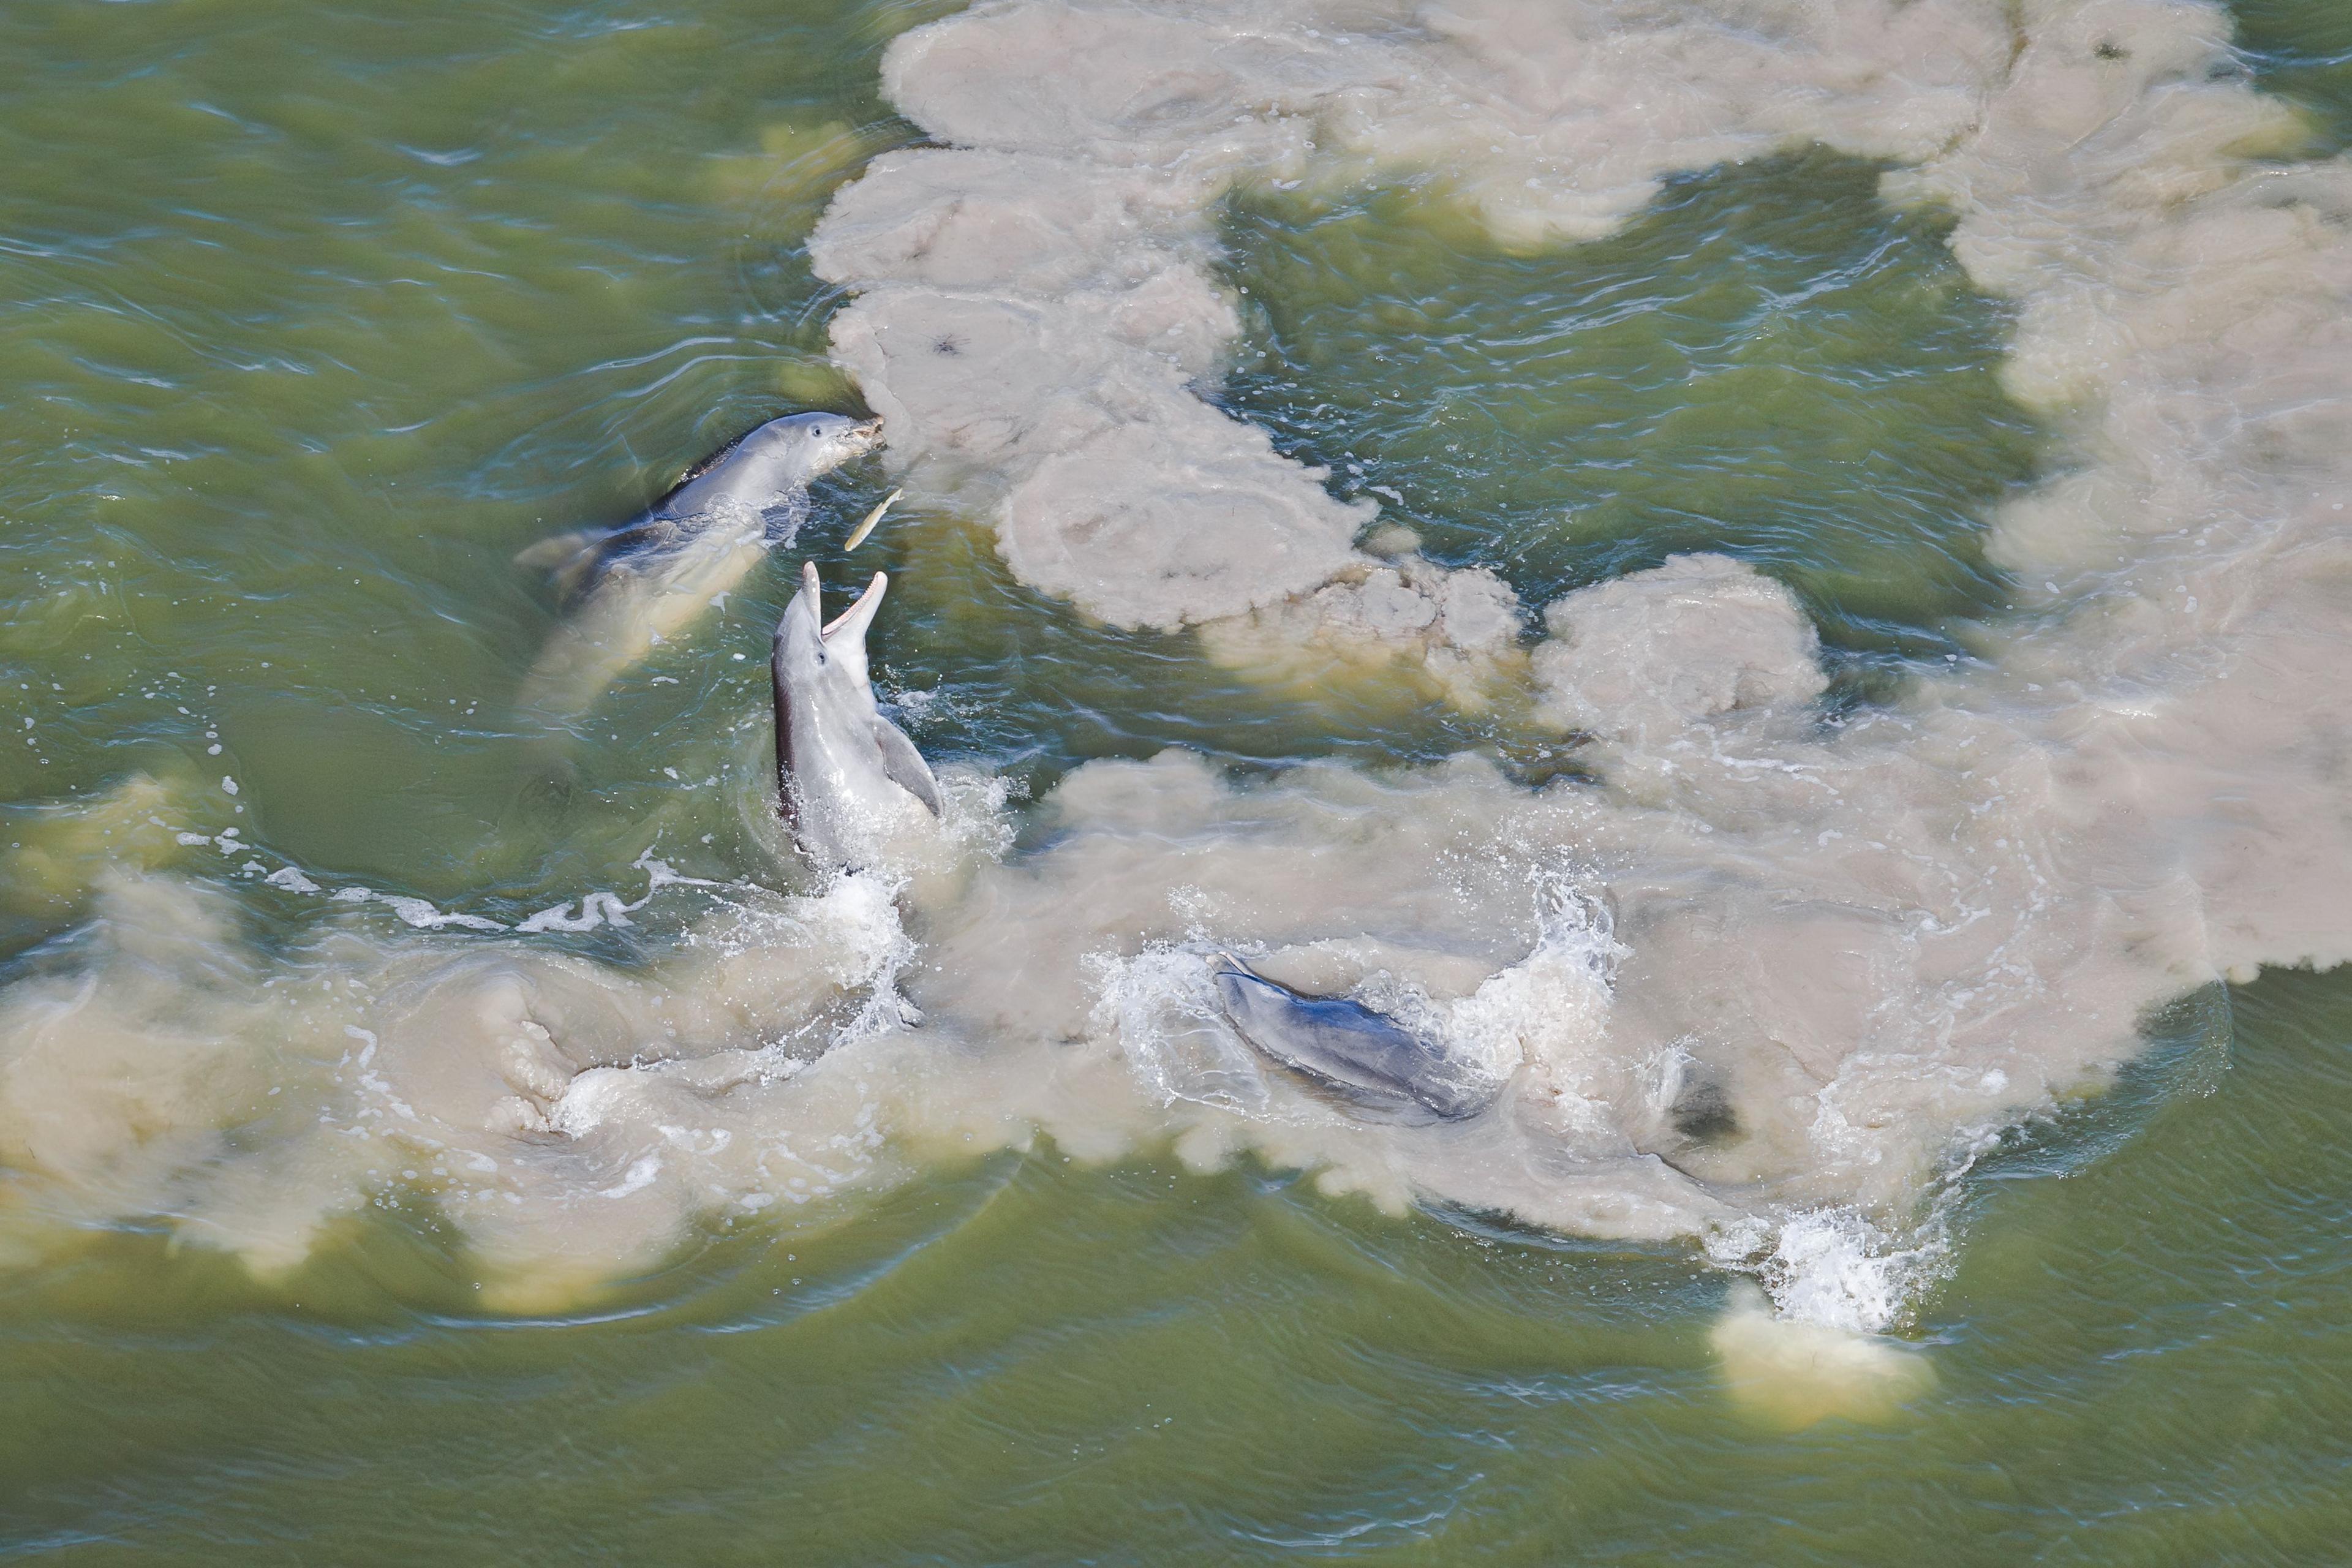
[518, 412, 883, 718]
[772, 561, 942, 870]
[1209, 952, 1501, 1120]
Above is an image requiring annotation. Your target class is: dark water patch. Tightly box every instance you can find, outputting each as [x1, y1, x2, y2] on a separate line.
[1217, 148, 2049, 670]
[2230, 0, 2352, 155]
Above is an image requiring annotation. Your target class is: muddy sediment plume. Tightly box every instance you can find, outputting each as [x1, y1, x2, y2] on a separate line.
[6, 0, 2352, 1345]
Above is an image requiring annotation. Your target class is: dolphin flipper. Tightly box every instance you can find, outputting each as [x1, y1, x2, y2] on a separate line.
[869, 714, 943, 816]
[518, 519, 690, 605]
[514, 530, 598, 573]
[514, 527, 616, 607]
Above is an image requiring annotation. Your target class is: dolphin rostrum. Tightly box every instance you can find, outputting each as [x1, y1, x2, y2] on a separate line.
[772, 560, 941, 870]
[518, 412, 884, 718]
[1208, 952, 1501, 1120]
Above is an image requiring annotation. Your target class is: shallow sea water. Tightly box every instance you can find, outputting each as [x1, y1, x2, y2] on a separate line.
[3, 0, 2351, 1561]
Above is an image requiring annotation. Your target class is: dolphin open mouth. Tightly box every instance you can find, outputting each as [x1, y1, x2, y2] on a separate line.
[804, 560, 888, 641]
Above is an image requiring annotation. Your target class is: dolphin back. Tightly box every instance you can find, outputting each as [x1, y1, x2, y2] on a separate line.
[516, 517, 691, 609]
[1210, 959, 1498, 1120]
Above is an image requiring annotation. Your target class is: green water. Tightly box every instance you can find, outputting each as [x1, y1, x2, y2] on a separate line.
[2235, 0, 2352, 154]
[1219, 151, 2040, 670]
[4, 0, 2350, 1561]
[10, 973, 2350, 1562]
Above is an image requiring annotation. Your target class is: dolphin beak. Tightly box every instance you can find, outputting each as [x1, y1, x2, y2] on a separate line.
[821, 571, 888, 642]
[777, 561, 826, 668]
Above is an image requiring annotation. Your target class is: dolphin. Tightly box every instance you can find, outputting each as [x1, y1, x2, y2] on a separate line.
[1208, 952, 1501, 1120]
[518, 412, 884, 718]
[772, 560, 941, 870]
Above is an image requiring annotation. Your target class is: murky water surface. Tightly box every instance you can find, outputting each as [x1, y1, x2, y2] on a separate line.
[1219, 151, 2041, 668]
[3, 0, 2349, 1561]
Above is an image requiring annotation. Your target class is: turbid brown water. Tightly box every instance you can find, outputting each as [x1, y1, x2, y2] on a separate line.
[4, 0, 2352, 1561]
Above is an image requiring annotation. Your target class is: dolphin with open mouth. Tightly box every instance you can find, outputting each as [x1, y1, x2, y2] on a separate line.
[518, 412, 885, 720]
[771, 561, 942, 871]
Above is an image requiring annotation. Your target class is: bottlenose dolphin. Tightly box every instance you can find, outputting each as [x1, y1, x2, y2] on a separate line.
[1208, 952, 1501, 1120]
[518, 412, 884, 718]
[772, 560, 941, 870]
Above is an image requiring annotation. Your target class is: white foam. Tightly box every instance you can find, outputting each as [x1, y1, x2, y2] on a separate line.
[815, 0, 2352, 1325]
[1531, 554, 1828, 753]
[517, 892, 637, 934]
[380, 897, 507, 933]
[808, 0, 2010, 680]
[1709, 1281, 1938, 1427]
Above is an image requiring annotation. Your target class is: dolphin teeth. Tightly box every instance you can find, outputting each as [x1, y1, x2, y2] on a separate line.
[843, 488, 902, 552]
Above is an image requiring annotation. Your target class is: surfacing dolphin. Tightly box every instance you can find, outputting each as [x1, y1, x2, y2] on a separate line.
[1209, 952, 1502, 1120]
[772, 560, 941, 871]
[518, 412, 884, 720]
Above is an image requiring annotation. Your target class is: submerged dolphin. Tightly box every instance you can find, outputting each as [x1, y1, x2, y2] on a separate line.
[772, 560, 941, 870]
[518, 412, 884, 718]
[1209, 952, 1501, 1120]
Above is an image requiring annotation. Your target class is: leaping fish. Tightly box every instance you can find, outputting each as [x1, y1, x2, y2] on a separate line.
[517, 412, 884, 720]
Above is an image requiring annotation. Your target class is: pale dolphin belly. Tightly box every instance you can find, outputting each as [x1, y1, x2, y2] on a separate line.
[518, 518, 771, 721]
